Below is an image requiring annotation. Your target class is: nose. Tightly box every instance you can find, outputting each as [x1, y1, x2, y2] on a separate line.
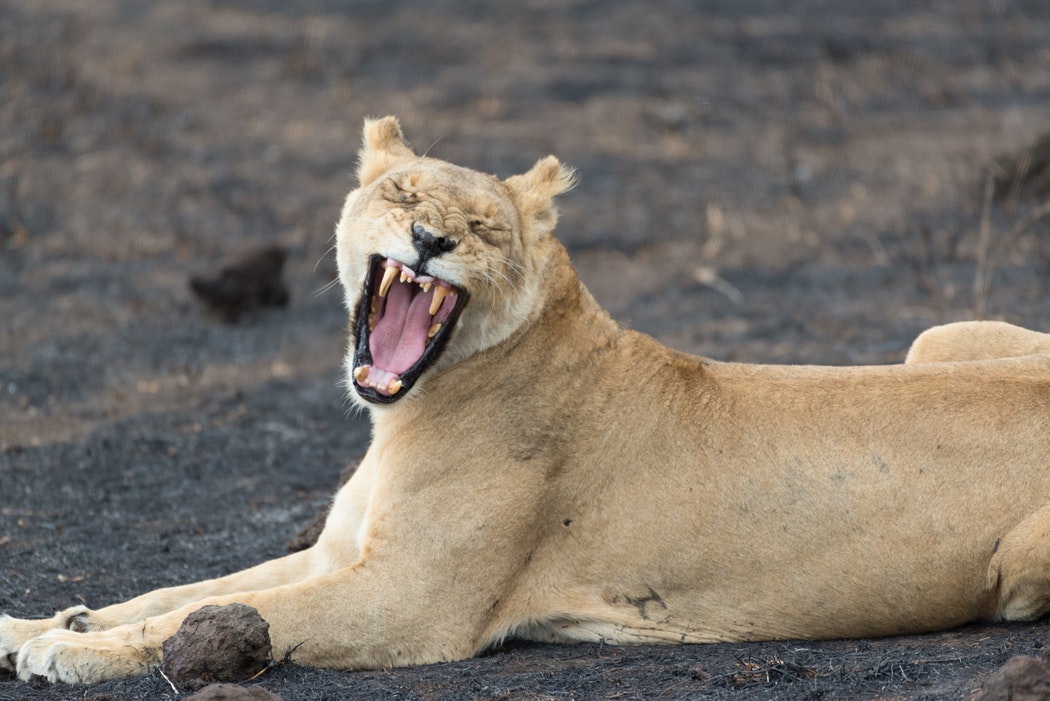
[411, 223, 458, 256]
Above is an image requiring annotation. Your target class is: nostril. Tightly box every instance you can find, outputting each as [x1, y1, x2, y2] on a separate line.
[411, 223, 457, 255]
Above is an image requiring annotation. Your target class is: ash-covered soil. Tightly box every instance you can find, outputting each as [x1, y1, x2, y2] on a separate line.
[3, 1, 1050, 699]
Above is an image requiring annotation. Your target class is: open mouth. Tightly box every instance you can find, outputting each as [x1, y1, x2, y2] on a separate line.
[352, 254, 468, 404]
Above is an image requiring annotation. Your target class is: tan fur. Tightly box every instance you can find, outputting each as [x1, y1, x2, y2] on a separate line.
[5, 117, 1050, 683]
[906, 320, 1050, 364]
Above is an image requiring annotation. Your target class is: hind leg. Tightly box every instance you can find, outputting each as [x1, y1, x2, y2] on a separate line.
[988, 503, 1050, 622]
[905, 321, 1050, 364]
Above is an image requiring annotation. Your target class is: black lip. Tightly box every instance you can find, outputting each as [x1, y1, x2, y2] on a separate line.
[351, 254, 469, 404]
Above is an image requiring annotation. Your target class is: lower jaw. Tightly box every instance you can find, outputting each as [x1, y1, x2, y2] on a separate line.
[352, 364, 404, 397]
[351, 354, 412, 404]
[353, 381, 404, 405]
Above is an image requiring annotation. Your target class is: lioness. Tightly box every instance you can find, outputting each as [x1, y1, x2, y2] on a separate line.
[4, 116, 1050, 685]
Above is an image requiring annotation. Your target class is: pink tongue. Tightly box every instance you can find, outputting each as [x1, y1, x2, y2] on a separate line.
[369, 282, 435, 375]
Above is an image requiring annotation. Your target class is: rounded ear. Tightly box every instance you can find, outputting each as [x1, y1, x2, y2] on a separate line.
[356, 116, 417, 187]
[504, 156, 577, 237]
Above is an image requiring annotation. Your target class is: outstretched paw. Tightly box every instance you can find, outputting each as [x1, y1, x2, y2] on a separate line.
[0, 608, 89, 674]
[0, 615, 20, 673]
[16, 627, 155, 684]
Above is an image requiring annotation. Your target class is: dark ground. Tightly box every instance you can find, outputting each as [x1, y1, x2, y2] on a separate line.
[3, 1, 1050, 699]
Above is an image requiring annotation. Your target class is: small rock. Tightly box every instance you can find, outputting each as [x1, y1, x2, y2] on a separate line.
[189, 245, 289, 323]
[184, 683, 283, 701]
[161, 604, 272, 689]
[968, 653, 1050, 701]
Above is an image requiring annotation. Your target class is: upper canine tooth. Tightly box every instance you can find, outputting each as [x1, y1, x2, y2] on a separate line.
[429, 285, 448, 315]
[378, 265, 398, 297]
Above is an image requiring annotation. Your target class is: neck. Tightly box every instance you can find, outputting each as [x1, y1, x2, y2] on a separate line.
[366, 242, 719, 479]
[475, 243, 624, 381]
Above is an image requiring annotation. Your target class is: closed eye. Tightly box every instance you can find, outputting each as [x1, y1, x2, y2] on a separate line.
[468, 220, 512, 249]
[469, 217, 508, 236]
[383, 179, 420, 205]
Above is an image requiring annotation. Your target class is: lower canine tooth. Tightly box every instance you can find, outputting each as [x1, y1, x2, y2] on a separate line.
[353, 366, 370, 382]
[428, 322, 442, 339]
[388, 379, 402, 395]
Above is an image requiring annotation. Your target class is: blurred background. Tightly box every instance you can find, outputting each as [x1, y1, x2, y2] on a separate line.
[2, 2, 1050, 696]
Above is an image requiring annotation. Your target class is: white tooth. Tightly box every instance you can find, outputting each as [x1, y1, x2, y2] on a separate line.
[388, 379, 403, 395]
[378, 265, 398, 297]
[428, 322, 441, 339]
[421, 281, 433, 293]
[353, 366, 370, 382]
[429, 285, 448, 315]
[400, 270, 409, 283]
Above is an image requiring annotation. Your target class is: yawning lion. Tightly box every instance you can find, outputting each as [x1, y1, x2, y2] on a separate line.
[4, 116, 1050, 684]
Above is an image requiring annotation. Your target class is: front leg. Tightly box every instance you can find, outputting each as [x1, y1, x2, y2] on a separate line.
[16, 506, 540, 682]
[2, 458, 374, 676]
[1, 547, 327, 677]
[14, 563, 490, 683]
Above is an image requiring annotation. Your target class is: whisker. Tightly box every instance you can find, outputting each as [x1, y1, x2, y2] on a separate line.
[486, 252, 526, 280]
[314, 277, 341, 297]
[313, 244, 337, 274]
[479, 263, 517, 292]
[422, 134, 447, 158]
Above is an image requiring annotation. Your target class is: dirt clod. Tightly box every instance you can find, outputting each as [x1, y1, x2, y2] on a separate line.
[968, 654, 1050, 701]
[190, 245, 289, 323]
[161, 604, 272, 690]
[184, 683, 283, 701]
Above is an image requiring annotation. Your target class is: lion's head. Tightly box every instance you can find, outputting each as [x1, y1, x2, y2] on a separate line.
[335, 116, 576, 407]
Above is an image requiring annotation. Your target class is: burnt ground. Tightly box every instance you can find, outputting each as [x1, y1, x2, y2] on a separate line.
[2, 1, 1050, 699]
